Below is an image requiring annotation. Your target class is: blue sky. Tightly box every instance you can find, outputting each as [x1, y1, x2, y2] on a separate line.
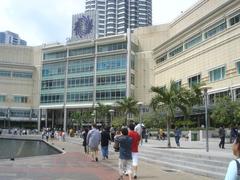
[0, 0, 199, 46]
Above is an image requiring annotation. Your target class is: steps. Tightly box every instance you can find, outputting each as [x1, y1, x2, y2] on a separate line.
[140, 148, 231, 179]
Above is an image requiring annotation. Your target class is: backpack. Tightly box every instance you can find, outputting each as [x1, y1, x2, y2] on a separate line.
[235, 159, 240, 176]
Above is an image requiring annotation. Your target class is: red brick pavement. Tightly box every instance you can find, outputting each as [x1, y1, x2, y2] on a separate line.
[0, 151, 120, 180]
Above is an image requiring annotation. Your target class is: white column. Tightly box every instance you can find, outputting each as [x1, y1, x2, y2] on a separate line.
[126, 28, 131, 97]
[63, 48, 69, 132]
[37, 109, 41, 131]
[93, 40, 97, 123]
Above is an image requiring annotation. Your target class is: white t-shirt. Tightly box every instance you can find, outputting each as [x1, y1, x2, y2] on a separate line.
[225, 159, 240, 180]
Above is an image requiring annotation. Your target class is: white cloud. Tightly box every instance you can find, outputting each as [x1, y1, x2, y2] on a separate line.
[0, 0, 198, 46]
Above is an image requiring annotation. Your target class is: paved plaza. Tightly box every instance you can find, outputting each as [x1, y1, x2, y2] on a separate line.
[0, 135, 230, 180]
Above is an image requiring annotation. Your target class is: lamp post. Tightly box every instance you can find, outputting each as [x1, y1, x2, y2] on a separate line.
[91, 111, 95, 124]
[137, 102, 143, 125]
[201, 86, 212, 152]
[109, 109, 114, 127]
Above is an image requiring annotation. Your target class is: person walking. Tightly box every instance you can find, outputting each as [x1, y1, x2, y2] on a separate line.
[225, 134, 240, 180]
[101, 127, 110, 160]
[174, 127, 181, 147]
[128, 123, 141, 179]
[82, 128, 89, 154]
[87, 123, 101, 162]
[219, 125, 226, 149]
[115, 127, 132, 180]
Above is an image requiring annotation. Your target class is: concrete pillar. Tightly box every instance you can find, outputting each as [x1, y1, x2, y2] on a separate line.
[51, 110, 54, 129]
[45, 110, 48, 128]
[37, 109, 41, 132]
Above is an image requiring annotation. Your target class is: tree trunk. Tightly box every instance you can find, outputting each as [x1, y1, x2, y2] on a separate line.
[166, 118, 171, 148]
[124, 112, 128, 126]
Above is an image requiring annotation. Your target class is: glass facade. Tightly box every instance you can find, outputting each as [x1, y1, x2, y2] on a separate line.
[209, 66, 226, 82]
[96, 89, 126, 101]
[43, 51, 67, 61]
[41, 39, 130, 106]
[41, 79, 64, 90]
[68, 76, 93, 88]
[97, 74, 125, 86]
[42, 63, 65, 77]
[68, 59, 94, 74]
[69, 47, 94, 56]
[0, 70, 11, 77]
[40, 94, 64, 104]
[98, 42, 127, 52]
[97, 54, 127, 71]
[67, 91, 93, 102]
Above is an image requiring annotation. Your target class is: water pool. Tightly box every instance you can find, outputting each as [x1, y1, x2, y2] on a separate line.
[0, 138, 61, 159]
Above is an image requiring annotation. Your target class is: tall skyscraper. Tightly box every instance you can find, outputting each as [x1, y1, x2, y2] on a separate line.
[0, 31, 27, 46]
[85, 0, 152, 36]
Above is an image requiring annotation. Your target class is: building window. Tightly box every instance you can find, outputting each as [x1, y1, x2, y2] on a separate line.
[169, 45, 183, 57]
[188, 74, 201, 87]
[131, 74, 135, 85]
[175, 80, 181, 88]
[12, 71, 32, 79]
[229, 13, 240, 26]
[14, 96, 28, 103]
[97, 54, 127, 71]
[97, 42, 127, 52]
[42, 62, 65, 77]
[209, 66, 226, 82]
[68, 76, 93, 88]
[204, 20, 226, 39]
[43, 51, 67, 61]
[67, 91, 93, 102]
[0, 95, 6, 102]
[156, 54, 167, 64]
[10, 109, 30, 118]
[209, 91, 228, 104]
[97, 74, 126, 86]
[131, 54, 135, 70]
[41, 79, 65, 90]
[40, 94, 64, 104]
[0, 70, 11, 77]
[96, 89, 126, 101]
[236, 61, 240, 74]
[68, 59, 94, 74]
[184, 33, 202, 49]
[69, 47, 94, 56]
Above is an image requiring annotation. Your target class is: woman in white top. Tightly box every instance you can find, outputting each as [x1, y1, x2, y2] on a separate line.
[225, 134, 240, 180]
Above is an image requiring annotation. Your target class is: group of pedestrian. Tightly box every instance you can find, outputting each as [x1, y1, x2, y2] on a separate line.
[84, 123, 141, 180]
[114, 123, 141, 180]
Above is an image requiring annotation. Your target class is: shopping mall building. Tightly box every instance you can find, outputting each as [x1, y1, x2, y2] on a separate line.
[0, 0, 239, 130]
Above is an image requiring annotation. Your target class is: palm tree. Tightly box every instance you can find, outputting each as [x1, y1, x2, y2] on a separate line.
[117, 97, 138, 125]
[96, 102, 111, 126]
[176, 83, 203, 121]
[150, 81, 182, 148]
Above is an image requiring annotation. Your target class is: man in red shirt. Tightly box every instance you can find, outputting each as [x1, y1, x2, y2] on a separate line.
[128, 123, 141, 179]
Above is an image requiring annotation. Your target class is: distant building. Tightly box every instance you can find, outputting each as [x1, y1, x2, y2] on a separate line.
[0, 44, 41, 128]
[0, 31, 27, 46]
[71, 0, 152, 41]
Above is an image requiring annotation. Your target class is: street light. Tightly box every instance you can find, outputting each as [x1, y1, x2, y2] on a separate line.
[137, 102, 143, 125]
[91, 112, 95, 124]
[200, 85, 212, 152]
[109, 109, 114, 127]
